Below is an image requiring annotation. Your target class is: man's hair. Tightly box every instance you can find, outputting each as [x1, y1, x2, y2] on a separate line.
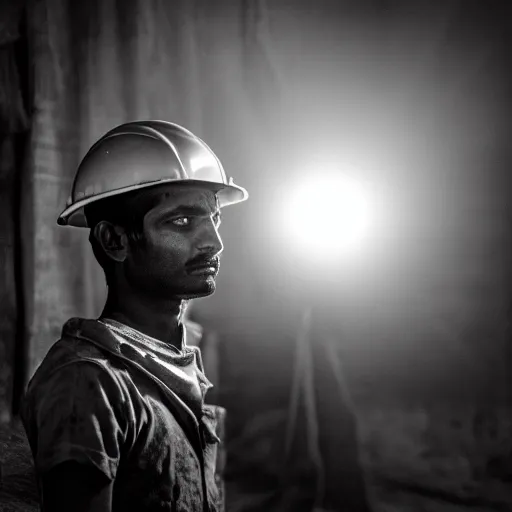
[84, 192, 147, 284]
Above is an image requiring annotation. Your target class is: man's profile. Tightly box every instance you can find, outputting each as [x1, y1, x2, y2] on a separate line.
[19, 120, 248, 512]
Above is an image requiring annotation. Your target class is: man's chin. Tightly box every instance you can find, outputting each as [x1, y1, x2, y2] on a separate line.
[178, 280, 217, 300]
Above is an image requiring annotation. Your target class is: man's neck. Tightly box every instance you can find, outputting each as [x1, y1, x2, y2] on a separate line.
[100, 289, 185, 351]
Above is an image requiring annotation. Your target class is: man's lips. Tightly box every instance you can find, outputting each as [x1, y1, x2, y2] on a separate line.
[187, 265, 219, 276]
[186, 259, 220, 275]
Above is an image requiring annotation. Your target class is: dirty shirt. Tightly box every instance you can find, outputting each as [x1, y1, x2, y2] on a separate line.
[20, 317, 224, 512]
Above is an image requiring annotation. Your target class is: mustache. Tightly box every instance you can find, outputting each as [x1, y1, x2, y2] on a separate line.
[186, 254, 220, 269]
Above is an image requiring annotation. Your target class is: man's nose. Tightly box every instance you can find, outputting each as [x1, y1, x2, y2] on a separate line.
[197, 217, 223, 256]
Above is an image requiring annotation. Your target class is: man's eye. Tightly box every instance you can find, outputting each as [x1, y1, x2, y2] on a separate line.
[172, 217, 191, 227]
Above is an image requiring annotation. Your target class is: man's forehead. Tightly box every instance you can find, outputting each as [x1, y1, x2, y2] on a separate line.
[131, 184, 218, 216]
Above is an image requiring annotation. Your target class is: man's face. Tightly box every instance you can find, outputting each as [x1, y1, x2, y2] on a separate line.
[123, 184, 224, 300]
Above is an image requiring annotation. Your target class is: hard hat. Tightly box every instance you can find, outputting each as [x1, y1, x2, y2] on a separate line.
[57, 120, 249, 227]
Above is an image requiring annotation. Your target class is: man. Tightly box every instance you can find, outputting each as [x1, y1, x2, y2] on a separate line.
[20, 120, 248, 512]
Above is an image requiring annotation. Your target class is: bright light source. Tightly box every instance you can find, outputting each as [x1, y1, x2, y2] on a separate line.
[282, 172, 372, 260]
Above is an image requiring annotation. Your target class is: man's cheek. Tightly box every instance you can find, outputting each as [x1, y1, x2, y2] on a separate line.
[153, 247, 189, 273]
[156, 233, 190, 254]
[165, 233, 193, 254]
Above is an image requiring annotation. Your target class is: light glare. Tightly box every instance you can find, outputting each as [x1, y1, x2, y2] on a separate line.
[283, 173, 371, 258]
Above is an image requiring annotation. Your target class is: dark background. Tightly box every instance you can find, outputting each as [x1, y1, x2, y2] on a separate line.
[0, 1, 511, 510]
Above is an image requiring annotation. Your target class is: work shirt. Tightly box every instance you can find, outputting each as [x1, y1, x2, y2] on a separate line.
[20, 317, 224, 512]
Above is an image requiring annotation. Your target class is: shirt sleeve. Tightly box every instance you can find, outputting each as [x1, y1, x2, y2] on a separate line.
[30, 360, 128, 481]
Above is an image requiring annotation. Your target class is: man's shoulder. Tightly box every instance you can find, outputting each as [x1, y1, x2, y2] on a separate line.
[37, 334, 109, 373]
[26, 318, 122, 396]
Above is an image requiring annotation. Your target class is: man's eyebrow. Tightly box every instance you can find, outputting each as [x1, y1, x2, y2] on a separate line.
[160, 204, 219, 216]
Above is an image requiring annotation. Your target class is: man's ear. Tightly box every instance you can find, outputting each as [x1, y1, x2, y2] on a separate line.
[93, 221, 128, 263]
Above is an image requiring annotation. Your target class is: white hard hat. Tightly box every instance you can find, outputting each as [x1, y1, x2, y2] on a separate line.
[58, 120, 248, 227]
